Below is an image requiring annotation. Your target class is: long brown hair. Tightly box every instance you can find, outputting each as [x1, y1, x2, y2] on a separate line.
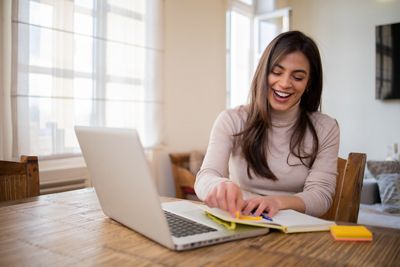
[236, 31, 323, 180]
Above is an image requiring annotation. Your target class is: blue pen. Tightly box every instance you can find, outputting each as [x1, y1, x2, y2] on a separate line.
[261, 213, 273, 222]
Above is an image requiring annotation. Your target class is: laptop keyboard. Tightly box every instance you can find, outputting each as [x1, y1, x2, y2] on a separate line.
[164, 210, 217, 238]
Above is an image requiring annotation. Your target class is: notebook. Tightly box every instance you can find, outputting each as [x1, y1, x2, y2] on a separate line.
[202, 205, 336, 233]
[74, 126, 269, 251]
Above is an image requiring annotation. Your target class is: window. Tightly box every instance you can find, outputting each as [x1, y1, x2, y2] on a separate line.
[226, 2, 291, 108]
[11, 0, 164, 158]
[254, 8, 291, 64]
[226, 1, 253, 108]
[239, 0, 253, 5]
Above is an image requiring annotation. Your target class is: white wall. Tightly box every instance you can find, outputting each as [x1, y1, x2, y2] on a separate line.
[287, 0, 400, 160]
[156, 0, 226, 196]
[164, 0, 227, 152]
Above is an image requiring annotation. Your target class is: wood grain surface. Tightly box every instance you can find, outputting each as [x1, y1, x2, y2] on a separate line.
[0, 156, 40, 201]
[0, 188, 399, 267]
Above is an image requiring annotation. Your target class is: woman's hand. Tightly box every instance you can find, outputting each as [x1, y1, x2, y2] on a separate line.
[241, 196, 282, 217]
[204, 181, 244, 216]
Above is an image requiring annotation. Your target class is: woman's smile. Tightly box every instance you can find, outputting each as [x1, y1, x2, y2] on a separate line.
[271, 89, 294, 101]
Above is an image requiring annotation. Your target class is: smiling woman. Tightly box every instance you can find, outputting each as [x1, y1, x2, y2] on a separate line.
[195, 31, 339, 219]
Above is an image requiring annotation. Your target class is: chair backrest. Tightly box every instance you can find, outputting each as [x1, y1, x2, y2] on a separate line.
[320, 153, 367, 223]
[169, 153, 192, 199]
[0, 156, 40, 201]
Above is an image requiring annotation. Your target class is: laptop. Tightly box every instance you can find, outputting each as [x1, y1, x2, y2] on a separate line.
[75, 126, 269, 251]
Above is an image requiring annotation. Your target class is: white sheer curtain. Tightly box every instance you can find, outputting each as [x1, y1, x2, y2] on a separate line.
[0, 0, 13, 160]
[11, 0, 164, 159]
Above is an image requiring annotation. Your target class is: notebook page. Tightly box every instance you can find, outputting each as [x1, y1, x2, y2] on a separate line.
[273, 209, 334, 228]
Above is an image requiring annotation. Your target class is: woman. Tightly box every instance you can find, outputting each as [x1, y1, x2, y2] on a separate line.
[194, 31, 339, 218]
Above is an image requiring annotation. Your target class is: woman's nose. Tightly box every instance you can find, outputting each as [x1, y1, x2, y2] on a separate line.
[278, 75, 291, 89]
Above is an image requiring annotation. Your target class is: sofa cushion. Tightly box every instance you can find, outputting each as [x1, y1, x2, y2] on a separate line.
[367, 161, 400, 177]
[376, 173, 400, 213]
[361, 178, 381, 204]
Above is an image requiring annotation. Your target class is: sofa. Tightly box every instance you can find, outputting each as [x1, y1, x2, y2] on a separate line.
[357, 160, 400, 229]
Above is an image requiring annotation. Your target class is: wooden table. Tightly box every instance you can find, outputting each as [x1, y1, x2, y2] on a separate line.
[1, 188, 399, 267]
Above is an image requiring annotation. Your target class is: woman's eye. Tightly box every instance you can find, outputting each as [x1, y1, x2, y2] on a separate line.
[293, 76, 304, 81]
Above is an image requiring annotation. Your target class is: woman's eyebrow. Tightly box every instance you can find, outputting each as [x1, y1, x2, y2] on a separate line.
[293, 69, 308, 75]
[273, 64, 308, 74]
[273, 64, 284, 70]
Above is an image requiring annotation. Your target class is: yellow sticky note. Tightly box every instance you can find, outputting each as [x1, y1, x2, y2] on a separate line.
[235, 211, 262, 221]
[238, 215, 262, 221]
[330, 225, 373, 241]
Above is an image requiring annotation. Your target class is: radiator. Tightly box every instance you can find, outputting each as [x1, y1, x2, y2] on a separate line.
[40, 176, 88, 195]
[39, 162, 91, 195]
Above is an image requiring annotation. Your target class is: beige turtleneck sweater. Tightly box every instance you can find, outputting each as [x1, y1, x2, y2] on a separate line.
[194, 104, 340, 217]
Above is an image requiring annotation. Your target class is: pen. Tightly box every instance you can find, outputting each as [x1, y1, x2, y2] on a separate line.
[261, 213, 273, 222]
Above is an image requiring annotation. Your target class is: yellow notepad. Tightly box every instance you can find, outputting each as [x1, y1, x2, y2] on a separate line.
[330, 225, 373, 241]
[206, 212, 237, 230]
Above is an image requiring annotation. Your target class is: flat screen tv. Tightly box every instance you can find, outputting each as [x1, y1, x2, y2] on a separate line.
[376, 22, 400, 100]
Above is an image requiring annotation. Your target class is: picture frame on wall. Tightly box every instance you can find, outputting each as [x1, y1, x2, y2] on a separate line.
[376, 22, 400, 100]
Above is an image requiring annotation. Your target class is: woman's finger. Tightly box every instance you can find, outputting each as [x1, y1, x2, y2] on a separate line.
[266, 205, 279, 217]
[236, 194, 244, 215]
[215, 183, 228, 211]
[226, 183, 242, 216]
[205, 187, 218, 208]
[254, 202, 268, 216]
[241, 199, 259, 215]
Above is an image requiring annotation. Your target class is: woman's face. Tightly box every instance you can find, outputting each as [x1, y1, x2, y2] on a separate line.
[267, 51, 310, 112]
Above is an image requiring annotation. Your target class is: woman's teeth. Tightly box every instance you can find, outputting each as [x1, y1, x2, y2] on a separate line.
[274, 90, 291, 98]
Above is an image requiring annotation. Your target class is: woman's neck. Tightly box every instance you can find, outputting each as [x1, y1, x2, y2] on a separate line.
[270, 102, 301, 127]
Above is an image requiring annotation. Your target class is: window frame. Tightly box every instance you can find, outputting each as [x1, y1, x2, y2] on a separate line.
[11, 0, 157, 160]
[226, 3, 291, 109]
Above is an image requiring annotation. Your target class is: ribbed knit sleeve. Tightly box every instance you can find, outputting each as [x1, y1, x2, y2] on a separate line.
[194, 110, 238, 200]
[295, 118, 340, 217]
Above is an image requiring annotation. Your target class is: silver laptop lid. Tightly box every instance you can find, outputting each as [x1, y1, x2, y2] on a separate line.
[75, 126, 175, 249]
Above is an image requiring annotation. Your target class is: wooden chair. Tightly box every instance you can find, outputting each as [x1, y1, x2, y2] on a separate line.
[320, 153, 367, 223]
[0, 156, 40, 201]
[169, 153, 196, 199]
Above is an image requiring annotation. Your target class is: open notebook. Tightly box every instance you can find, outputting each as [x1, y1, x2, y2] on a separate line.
[200, 205, 336, 234]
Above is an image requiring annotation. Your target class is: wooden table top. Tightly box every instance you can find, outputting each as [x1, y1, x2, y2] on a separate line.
[1, 188, 399, 267]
